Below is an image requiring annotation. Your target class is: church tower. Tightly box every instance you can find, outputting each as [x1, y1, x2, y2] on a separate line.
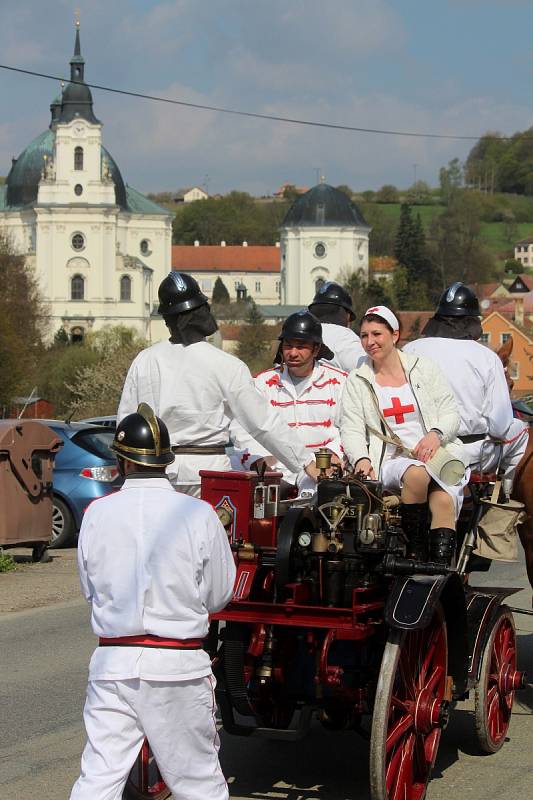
[0, 21, 172, 342]
[279, 182, 371, 306]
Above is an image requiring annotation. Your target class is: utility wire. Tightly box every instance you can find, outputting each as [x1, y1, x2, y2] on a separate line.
[0, 62, 518, 142]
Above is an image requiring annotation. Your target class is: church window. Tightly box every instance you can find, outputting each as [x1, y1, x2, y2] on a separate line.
[74, 146, 84, 170]
[314, 242, 326, 258]
[275, 281, 280, 295]
[71, 275, 85, 301]
[255, 281, 261, 293]
[120, 275, 132, 302]
[315, 277, 325, 293]
[71, 232, 85, 251]
[74, 184, 83, 196]
[140, 239, 151, 256]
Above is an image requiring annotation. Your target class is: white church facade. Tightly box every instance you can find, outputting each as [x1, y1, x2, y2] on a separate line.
[0, 24, 172, 343]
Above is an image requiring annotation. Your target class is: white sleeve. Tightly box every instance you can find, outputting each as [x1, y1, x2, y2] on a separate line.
[229, 419, 269, 467]
[340, 376, 371, 466]
[224, 361, 311, 473]
[117, 360, 140, 422]
[424, 359, 460, 444]
[200, 511, 236, 613]
[335, 331, 366, 373]
[77, 513, 92, 604]
[484, 356, 514, 439]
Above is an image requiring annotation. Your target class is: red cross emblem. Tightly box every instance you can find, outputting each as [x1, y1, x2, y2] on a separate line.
[383, 396, 415, 424]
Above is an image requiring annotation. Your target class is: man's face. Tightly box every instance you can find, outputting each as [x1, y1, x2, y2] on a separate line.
[281, 338, 320, 375]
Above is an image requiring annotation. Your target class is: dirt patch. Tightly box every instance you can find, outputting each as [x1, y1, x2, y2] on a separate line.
[0, 547, 82, 613]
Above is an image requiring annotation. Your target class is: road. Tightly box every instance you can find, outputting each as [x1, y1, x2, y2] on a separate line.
[0, 562, 532, 800]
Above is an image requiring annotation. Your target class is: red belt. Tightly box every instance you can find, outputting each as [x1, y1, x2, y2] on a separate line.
[98, 635, 204, 650]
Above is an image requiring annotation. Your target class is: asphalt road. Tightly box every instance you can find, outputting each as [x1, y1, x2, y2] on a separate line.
[0, 563, 532, 800]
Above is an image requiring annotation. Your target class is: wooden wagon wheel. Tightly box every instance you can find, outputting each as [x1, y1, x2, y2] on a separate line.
[369, 607, 449, 800]
[123, 739, 171, 800]
[474, 606, 523, 753]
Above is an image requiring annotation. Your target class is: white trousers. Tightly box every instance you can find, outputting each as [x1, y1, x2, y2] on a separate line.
[461, 419, 529, 480]
[70, 675, 228, 800]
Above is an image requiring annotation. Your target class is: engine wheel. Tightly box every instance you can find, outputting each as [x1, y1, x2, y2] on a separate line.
[369, 608, 448, 800]
[123, 739, 170, 800]
[50, 496, 76, 549]
[474, 606, 520, 753]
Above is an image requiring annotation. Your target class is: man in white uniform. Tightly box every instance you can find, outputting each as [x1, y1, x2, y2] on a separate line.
[233, 311, 347, 492]
[404, 282, 528, 487]
[70, 404, 236, 800]
[308, 281, 365, 372]
[118, 272, 319, 496]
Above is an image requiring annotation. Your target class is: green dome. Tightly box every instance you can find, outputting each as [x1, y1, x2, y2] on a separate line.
[5, 129, 127, 209]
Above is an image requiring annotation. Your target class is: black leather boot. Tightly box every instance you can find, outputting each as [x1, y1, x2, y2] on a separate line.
[400, 503, 429, 561]
[429, 528, 456, 567]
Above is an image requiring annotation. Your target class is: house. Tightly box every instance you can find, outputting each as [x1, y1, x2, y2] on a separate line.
[174, 187, 209, 203]
[172, 243, 281, 304]
[514, 236, 533, 268]
[10, 396, 55, 419]
[370, 256, 397, 281]
[273, 182, 309, 199]
[481, 312, 533, 395]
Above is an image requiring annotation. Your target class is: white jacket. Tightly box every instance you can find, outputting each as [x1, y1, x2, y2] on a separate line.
[341, 350, 463, 475]
[232, 360, 347, 484]
[321, 323, 366, 373]
[118, 339, 311, 476]
[78, 477, 236, 681]
[403, 337, 514, 438]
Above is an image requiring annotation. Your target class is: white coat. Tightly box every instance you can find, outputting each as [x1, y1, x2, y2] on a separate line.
[71, 476, 236, 800]
[321, 322, 366, 373]
[117, 339, 312, 494]
[232, 360, 347, 487]
[403, 337, 528, 478]
[341, 350, 463, 475]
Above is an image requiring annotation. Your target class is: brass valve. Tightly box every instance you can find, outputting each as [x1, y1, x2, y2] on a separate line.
[315, 447, 332, 479]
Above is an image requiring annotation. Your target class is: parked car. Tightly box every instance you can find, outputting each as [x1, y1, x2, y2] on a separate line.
[78, 415, 117, 429]
[36, 420, 122, 548]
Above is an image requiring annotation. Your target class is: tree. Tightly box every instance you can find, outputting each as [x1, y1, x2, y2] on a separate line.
[0, 235, 47, 412]
[439, 158, 463, 206]
[212, 276, 230, 304]
[335, 184, 354, 199]
[393, 205, 432, 308]
[406, 180, 432, 205]
[235, 301, 272, 374]
[504, 258, 524, 274]
[426, 191, 496, 288]
[65, 327, 147, 418]
[376, 184, 400, 204]
[337, 268, 393, 324]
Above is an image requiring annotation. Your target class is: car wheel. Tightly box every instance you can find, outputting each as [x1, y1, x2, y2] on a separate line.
[50, 496, 76, 549]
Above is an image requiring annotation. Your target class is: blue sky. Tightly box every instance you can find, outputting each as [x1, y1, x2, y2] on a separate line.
[0, 0, 532, 196]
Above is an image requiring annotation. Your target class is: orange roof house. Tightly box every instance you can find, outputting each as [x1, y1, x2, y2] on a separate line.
[172, 244, 280, 273]
[481, 311, 533, 396]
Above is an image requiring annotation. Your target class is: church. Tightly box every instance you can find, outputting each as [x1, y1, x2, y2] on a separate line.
[0, 23, 173, 343]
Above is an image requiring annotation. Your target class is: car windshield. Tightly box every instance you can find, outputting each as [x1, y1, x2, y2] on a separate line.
[72, 429, 116, 461]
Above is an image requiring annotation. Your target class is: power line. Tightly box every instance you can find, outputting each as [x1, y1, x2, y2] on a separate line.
[0, 62, 522, 142]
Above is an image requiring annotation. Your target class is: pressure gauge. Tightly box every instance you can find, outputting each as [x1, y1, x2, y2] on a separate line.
[359, 529, 375, 545]
[298, 532, 312, 547]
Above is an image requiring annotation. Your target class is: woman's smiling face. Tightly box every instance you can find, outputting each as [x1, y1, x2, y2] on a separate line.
[360, 319, 399, 363]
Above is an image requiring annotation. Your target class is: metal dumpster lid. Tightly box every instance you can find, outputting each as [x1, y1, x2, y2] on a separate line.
[0, 420, 63, 498]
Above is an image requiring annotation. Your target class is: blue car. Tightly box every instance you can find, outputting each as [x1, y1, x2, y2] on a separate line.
[38, 420, 122, 548]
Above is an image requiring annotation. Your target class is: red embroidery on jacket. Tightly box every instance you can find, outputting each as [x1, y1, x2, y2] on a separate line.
[265, 374, 282, 387]
[305, 438, 334, 448]
[288, 419, 332, 428]
[312, 377, 341, 389]
[270, 398, 336, 407]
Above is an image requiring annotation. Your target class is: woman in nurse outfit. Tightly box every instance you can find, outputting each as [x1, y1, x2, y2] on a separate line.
[340, 305, 466, 566]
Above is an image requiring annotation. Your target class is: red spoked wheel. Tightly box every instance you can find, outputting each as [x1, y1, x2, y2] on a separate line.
[474, 606, 523, 753]
[123, 739, 171, 800]
[370, 608, 449, 800]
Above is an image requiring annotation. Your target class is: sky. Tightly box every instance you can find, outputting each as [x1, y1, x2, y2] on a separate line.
[0, 0, 532, 196]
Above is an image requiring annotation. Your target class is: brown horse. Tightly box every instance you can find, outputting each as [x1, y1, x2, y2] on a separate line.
[498, 337, 533, 602]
